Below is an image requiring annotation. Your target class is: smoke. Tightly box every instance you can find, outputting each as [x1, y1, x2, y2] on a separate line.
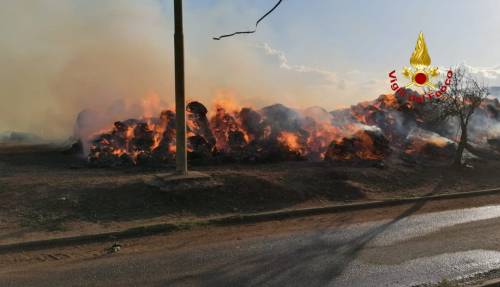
[0, 0, 385, 141]
[0, 1, 173, 140]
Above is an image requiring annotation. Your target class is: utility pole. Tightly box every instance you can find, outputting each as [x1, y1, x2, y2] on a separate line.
[174, 0, 187, 175]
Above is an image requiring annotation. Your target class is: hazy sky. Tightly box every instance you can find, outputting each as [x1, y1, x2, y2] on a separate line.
[180, 0, 500, 93]
[1, 0, 500, 138]
[193, 0, 500, 69]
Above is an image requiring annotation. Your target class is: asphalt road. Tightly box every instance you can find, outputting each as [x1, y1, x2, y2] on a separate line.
[3, 203, 500, 287]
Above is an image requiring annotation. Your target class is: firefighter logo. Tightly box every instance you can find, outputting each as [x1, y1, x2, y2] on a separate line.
[388, 32, 453, 103]
[402, 32, 439, 89]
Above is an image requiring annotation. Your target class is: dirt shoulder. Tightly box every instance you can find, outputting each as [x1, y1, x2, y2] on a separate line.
[3, 192, 500, 273]
[1, 144, 500, 245]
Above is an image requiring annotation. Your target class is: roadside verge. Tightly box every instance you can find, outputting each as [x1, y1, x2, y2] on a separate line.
[1, 187, 500, 254]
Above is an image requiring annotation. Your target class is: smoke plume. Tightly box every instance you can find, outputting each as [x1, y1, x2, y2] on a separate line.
[0, 0, 385, 141]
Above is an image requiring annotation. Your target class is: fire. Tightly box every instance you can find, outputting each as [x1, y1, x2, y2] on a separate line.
[377, 94, 399, 109]
[141, 91, 162, 119]
[278, 132, 301, 152]
[85, 93, 407, 166]
[150, 122, 165, 150]
[210, 106, 249, 152]
[77, 86, 500, 167]
[325, 126, 390, 162]
[169, 144, 176, 153]
[211, 90, 243, 116]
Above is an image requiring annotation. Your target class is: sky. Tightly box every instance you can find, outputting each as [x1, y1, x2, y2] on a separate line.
[1, 0, 500, 138]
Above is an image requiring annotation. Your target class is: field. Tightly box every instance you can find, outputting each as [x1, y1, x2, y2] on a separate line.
[1, 144, 500, 244]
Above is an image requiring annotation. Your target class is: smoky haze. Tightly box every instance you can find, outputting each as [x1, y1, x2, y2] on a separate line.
[0, 1, 387, 141]
[0, 1, 175, 140]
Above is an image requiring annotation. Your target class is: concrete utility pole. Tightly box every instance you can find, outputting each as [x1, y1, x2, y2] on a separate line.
[174, 0, 187, 175]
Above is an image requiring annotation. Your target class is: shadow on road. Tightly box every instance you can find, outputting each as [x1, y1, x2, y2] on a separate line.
[163, 180, 450, 287]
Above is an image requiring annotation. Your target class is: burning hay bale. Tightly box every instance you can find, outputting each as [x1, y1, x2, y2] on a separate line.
[303, 106, 333, 124]
[86, 101, 312, 166]
[84, 100, 396, 166]
[151, 110, 176, 162]
[324, 126, 390, 165]
[346, 93, 423, 145]
[330, 108, 357, 126]
[238, 107, 266, 139]
[86, 99, 340, 166]
[208, 105, 304, 163]
[88, 112, 176, 167]
[187, 101, 216, 148]
[83, 93, 500, 167]
[402, 128, 456, 162]
[210, 106, 248, 153]
[187, 101, 216, 161]
[260, 104, 304, 137]
[63, 78, 498, 168]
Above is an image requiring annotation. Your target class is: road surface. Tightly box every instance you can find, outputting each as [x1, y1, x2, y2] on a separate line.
[2, 202, 500, 286]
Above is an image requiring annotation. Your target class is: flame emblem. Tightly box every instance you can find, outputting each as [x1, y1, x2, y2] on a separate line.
[402, 32, 439, 89]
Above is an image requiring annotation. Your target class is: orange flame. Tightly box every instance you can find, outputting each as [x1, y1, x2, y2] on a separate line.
[278, 132, 301, 152]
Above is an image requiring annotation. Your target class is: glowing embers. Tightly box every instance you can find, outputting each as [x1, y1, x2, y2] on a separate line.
[88, 111, 176, 166]
[324, 126, 391, 165]
[87, 100, 392, 166]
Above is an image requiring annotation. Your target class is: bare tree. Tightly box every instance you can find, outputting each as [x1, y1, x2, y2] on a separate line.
[437, 67, 489, 167]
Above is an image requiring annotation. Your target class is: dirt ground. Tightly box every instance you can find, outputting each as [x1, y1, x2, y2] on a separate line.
[3, 193, 500, 274]
[1, 144, 500, 244]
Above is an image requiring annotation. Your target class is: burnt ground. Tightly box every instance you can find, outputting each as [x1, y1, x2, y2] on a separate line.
[0, 144, 500, 243]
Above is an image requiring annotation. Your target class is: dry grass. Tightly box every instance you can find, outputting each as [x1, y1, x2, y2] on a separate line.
[1, 144, 499, 236]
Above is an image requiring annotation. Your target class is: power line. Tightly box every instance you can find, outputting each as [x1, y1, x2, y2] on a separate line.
[213, 0, 283, 40]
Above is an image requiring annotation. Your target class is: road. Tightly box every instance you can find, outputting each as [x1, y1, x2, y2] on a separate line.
[2, 202, 500, 286]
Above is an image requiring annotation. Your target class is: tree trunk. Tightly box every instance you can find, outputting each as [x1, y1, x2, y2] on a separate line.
[453, 123, 467, 167]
